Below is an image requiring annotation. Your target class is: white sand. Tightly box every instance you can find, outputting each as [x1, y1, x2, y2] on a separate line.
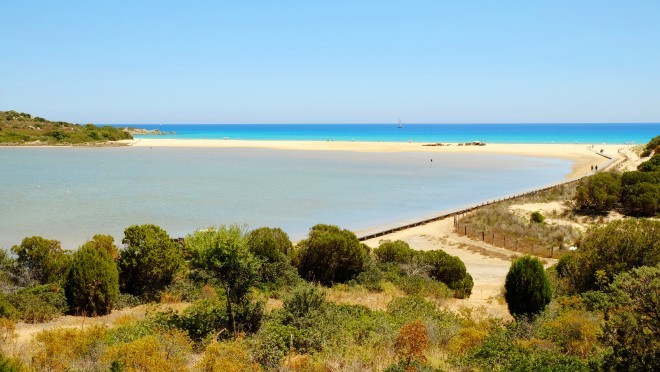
[131, 138, 626, 180]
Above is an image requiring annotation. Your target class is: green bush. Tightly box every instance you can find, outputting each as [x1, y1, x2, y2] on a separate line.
[293, 224, 367, 284]
[186, 225, 261, 336]
[640, 135, 660, 157]
[118, 224, 185, 300]
[8, 284, 68, 323]
[572, 172, 621, 214]
[504, 256, 552, 318]
[638, 153, 660, 172]
[11, 236, 70, 286]
[65, 241, 119, 315]
[620, 171, 660, 216]
[283, 283, 325, 318]
[530, 211, 545, 223]
[247, 227, 299, 289]
[601, 265, 660, 371]
[373, 240, 414, 264]
[559, 219, 660, 293]
[424, 250, 473, 298]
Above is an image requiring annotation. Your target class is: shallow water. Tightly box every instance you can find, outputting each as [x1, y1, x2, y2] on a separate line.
[0, 147, 571, 249]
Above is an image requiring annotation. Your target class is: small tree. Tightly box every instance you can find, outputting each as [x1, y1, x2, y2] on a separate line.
[504, 256, 552, 318]
[424, 250, 473, 298]
[559, 219, 660, 293]
[394, 320, 429, 366]
[118, 224, 184, 299]
[373, 240, 414, 264]
[186, 225, 261, 335]
[602, 265, 660, 371]
[11, 236, 70, 286]
[246, 227, 298, 287]
[65, 241, 119, 315]
[530, 211, 545, 223]
[572, 172, 621, 214]
[293, 224, 366, 285]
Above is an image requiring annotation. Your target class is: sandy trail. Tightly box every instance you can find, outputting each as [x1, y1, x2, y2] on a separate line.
[362, 217, 557, 320]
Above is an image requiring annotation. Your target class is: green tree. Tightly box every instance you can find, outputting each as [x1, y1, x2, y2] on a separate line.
[118, 224, 184, 300]
[373, 240, 414, 264]
[620, 171, 660, 216]
[560, 219, 660, 293]
[85, 234, 119, 260]
[246, 227, 298, 287]
[293, 224, 366, 285]
[504, 256, 552, 318]
[602, 265, 660, 370]
[640, 135, 660, 157]
[424, 250, 473, 298]
[572, 172, 621, 214]
[186, 225, 261, 335]
[638, 153, 660, 172]
[65, 240, 119, 315]
[11, 236, 70, 286]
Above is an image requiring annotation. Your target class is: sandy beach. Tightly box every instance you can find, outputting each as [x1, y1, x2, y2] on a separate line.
[130, 138, 626, 180]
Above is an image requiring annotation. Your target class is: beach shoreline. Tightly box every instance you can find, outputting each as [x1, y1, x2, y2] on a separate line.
[129, 138, 626, 180]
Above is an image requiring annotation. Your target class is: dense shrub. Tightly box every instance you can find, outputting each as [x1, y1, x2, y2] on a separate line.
[282, 283, 326, 318]
[374, 240, 414, 264]
[640, 135, 660, 157]
[11, 236, 70, 286]
[559, 219, 660, 293]
[638, 153, 660, 172]
[504, 256, 552, 318]
[31, 325, 107, 371]
[118, 224, 185, 300]
[620, 170, 660, 216]
[572, 172, 621, 214]
[65, 241, 119, 315]
[246, 227, 299, 289]
[530, 211, 545, 223]
[293, 224, 367, 284]
[424, 250, 473, 298]
[7, 284, 68, 323]
[198, 339, 259, 371]
[187, 226, 261, 335]
[601, 265, 660, 370]
[103, 330, 192, 371]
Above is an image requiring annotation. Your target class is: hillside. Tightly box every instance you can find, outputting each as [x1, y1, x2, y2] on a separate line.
[0, 110, 132, 145]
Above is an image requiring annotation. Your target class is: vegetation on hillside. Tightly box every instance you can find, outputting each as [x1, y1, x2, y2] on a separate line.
[0, 110, 132, 145]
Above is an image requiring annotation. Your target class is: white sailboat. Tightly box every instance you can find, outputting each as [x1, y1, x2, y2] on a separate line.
[398, 119, 403, 128]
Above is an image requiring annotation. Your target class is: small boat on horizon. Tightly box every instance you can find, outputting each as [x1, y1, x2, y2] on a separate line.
[398, 119, 403, 129]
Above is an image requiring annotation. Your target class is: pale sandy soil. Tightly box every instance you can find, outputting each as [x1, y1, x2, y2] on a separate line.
[362, 217, 557, 321]
[509, 201, 584, 231]
[132, 139, 625, 180]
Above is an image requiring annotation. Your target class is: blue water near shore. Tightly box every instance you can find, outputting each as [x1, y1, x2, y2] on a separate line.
[111, 123, 659, 144]
[0, 147, 571, 249]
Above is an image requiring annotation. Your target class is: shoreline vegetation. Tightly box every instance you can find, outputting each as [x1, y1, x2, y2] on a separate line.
[0, 111, 133, 145]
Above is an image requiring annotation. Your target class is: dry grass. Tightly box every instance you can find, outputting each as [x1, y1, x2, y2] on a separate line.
[457, 203, 580, 258]
[325, 282, 406, 311]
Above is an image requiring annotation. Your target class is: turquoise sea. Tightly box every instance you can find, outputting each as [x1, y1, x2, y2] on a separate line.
[114, 123, 659, 144]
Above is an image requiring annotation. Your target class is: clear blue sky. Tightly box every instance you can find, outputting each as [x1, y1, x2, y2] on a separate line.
[2, 1, 659, 124]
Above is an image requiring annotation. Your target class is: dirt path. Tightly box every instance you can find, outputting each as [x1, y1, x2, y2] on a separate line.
[363, 216, 559, 320]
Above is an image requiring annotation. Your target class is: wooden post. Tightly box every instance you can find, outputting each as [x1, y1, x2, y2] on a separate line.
[464, 226, 467, 236]
[482, 231, 485, 241]
[503, 236, 506, 248]
[492, 233, 495, 244]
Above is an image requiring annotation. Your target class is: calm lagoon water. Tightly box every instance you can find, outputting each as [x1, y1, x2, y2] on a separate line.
[0, 147, 571, 249]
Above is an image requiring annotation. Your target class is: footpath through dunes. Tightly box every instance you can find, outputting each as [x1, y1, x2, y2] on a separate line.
[361, 145, 633, 319]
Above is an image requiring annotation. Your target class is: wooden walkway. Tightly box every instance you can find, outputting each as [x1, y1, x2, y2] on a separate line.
[357, 147, 623, 242]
